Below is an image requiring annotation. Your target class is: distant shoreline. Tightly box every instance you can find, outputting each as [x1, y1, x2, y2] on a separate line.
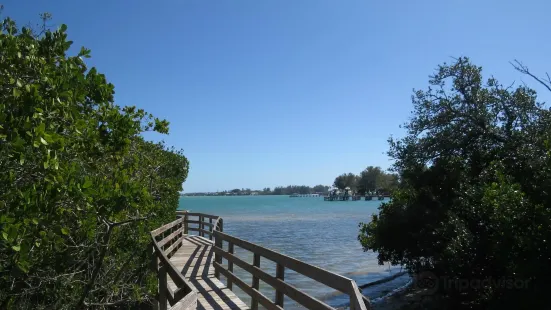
[181, 193, 305, 197]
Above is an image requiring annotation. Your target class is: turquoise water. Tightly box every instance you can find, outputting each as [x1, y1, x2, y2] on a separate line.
[178, 195, 409, 309]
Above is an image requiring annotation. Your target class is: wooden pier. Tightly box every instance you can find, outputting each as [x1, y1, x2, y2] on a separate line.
[365, 196, 386, 201]
[289, 193, 320, 197]
[324, 196, 349, 201]
[150, 212, 371, 310]
[323, 195, 373, 201]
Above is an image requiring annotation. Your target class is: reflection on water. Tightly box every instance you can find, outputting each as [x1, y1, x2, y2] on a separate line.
[179, 195, 404, 309]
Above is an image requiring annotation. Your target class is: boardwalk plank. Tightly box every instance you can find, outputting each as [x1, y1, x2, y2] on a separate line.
[167, 235, 249, 310]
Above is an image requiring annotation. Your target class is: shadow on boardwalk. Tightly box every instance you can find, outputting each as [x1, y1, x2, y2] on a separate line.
[170, 235, 249, 310]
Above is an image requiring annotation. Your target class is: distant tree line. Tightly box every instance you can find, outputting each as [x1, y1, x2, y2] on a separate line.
[332, 166, 399, 194]
[184, 185, 331, 196]
[271, 185, 330, 195]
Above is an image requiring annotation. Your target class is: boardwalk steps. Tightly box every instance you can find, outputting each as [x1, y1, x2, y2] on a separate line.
[150, 211, 371, 310]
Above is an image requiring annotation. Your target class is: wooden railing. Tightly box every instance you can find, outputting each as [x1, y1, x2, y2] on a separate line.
[211, 230, 370, 310]
[152, 211, 371, 310]
[178, 211, 223, 242]
[150, 215, 197, 310]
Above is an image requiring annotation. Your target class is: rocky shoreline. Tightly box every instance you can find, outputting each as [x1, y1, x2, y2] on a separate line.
[371, 285, 440, 310]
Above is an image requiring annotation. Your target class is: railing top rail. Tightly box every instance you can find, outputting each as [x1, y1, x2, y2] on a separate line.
[214, 230, 353, 294]
[151, 216, 184, 237]
[184, 212, 220, 219]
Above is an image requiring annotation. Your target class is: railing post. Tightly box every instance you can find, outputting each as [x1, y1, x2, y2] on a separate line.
[184, 212, 188, 234]
[175, 220, 182, 252]
[350, 281, 370, 310]
[275, 263, 285, 307]
[209, 218, 213, 240]
[150, 242, 159, 310]
[166, 225, 173, 250]
[227, 241, 234, 290]
[199, 215, 203, 237]
[251, 253, 261, 310]
[159, 264, 167, 310]
[214, 231, 222, 280]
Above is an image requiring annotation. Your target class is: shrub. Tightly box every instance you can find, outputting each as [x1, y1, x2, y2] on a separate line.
[0, 16, 189, 308]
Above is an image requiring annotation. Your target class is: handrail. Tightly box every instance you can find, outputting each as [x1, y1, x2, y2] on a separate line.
[211, 230, 370, 310]
[180, 212, 223, 240]
[154, 211, 371, 310]
[150, 215, 197, 310]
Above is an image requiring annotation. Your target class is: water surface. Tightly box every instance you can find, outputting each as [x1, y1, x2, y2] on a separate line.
[178, 195, 407, 308]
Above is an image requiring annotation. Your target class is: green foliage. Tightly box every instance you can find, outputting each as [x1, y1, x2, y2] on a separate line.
[359, 57, 551, 309]
[271, 185, 330, 195]
[333, 173, 358, 190]
[268, 185, 329, 195]
[0, 16, 189, 308]
[332, 168, 398, 194]
[356, 166, 399, 194]
[312, 184, 330, 193]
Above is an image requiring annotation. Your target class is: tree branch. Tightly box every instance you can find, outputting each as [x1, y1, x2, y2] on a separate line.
[511, 60, 551, 93]
[76, 226, 112, 308]
[109, 216, 149, 227]
[84, 299, 132, 307]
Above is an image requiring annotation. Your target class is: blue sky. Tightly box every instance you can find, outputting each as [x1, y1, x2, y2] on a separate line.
[5, 0, 551, 192]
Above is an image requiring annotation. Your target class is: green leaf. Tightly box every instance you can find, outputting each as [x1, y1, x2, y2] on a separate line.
[40, 137, 48, 145]
[12, 245, 20, 252]
[78, 46, 91, 58]
[17, 261, 29, 273]
[14, 136, 25, 149]
[37, 123, 45, 134]
[2, 232, 7, 240]
[60, 24, 67, 32]
[16, 80, 22, 87]
[13, 88, 21, 98]
[82, 179, 93, 189]
[25, 84, 31, 92]
[19, 155, 24, 165]
[43, 161, 49, 169]
[61, 227, 69, 235]
[32, 219, 38, 225]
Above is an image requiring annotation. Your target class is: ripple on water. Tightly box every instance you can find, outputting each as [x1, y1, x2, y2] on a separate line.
[179, 196, 398, 309]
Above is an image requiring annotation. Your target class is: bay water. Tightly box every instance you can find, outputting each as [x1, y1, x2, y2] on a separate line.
[178, 195, 409, 309]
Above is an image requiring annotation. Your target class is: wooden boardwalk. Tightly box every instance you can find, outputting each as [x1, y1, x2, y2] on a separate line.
[151, 212, 370, 310]
[167, 235, 249, 310]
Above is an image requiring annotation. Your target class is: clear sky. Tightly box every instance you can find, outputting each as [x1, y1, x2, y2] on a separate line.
[4, 0, 551, 192]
